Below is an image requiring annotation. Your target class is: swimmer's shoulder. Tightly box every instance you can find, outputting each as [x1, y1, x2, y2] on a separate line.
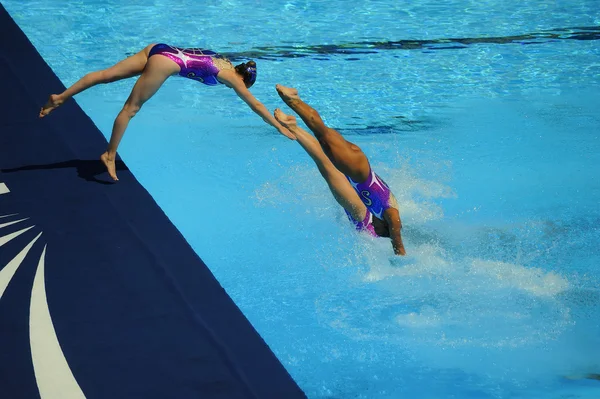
[213, 57, 234, 71]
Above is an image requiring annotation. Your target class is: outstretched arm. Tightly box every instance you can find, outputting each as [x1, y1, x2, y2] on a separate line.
[384, 208, 406, 256]
[228, 81, 295, 140]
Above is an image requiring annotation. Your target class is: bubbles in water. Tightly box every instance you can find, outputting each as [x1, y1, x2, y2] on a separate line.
[468, 258, 569, 297]
[313, 237, 577, 380]
[254, 157, 455, 226]
[252, 135, 598, 386]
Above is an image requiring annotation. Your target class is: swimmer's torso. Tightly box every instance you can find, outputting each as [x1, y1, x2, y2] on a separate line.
[149, 43, 234, 85]
[347, 168, 399, 220]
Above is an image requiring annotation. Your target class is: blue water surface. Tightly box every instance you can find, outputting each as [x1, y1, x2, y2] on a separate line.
[4, 1, 600, 398]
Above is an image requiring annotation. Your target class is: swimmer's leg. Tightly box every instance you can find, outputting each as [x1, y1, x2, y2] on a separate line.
[274, 108, 368, 221]
[39, 44, 156, 118]
[277, 85, 407, 255]
[101, 54, 178, 181]
[275, 84, 370, 183]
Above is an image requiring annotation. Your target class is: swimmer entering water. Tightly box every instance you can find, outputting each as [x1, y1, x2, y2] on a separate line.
[273, 84, 406, 256]
[39, 43, 295, 181]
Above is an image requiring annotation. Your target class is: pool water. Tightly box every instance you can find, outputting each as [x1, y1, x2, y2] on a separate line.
[4, 1, 600, 398]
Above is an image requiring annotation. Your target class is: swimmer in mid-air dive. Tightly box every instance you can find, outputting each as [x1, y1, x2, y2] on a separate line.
[39, 43, 295, 181]
[273, 84, 406, 256]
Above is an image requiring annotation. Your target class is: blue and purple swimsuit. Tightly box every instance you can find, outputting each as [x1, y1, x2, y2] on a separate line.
[149, 43, 231, 85]
[345, 167, 398, 237]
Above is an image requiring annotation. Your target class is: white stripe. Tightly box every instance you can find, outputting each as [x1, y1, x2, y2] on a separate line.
[0, 226, 35, 248]
[0, 232, 41, 299]
[0, 218, 30, 229]
[30, 245, 86, 399]
[0, 183, 9, 195]
[0, 213, 18, 219]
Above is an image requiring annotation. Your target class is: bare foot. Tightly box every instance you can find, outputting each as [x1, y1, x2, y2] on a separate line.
[274, 108, 298, 131]
[100, 152, 119, 181]
[39, 94, 63, 118]
[275, 84, 300, 104]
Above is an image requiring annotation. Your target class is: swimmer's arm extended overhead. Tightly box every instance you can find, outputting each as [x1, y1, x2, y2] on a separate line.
[384, 208, 406, 256]
[223, 76, 296, 140]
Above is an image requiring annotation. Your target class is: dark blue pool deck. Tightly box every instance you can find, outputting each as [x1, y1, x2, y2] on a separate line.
[0, 4, 305, 398]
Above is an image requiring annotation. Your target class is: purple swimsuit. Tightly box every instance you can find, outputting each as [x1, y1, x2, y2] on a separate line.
[344, 208, 377, 236]
[345, 168, 397, 237]
[149, 43, 227, 86]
